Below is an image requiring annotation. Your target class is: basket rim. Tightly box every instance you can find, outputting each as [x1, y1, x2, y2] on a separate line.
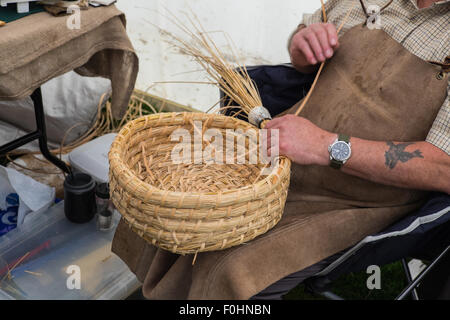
[109, 112, 291, 205]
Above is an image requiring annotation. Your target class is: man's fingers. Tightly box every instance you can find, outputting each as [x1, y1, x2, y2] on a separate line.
[289, 23, 339, 70]
[262, 130, 271, 147]
[264, 117, 284, 129]
[305, 31, 325, 62]
[264, 119, 277, 129]
[313, 26, 333, 59]
[325, 23, 339, 48]
[295, 37, 317, 65]
[266, 140, 280, 158]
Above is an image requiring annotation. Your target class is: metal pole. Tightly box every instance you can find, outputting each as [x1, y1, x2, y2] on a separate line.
[396, 245, 450, 300]
[401, 259, 419, 300]
[0, 131, 41, 154]
[30, 88, 72, 175]
[320, 291, 345, 300]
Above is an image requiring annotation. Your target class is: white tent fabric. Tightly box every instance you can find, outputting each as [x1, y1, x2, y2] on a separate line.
[0, 71, 111, 151]
[116, 0, 323, 112]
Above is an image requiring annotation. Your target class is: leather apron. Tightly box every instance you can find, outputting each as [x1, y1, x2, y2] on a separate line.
[111, 22, 448, 299]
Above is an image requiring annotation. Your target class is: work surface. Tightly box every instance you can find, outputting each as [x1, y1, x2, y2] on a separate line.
[0, 5, 138, 118]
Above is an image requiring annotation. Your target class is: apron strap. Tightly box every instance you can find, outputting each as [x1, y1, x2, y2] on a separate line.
[359, 0, 394, 18]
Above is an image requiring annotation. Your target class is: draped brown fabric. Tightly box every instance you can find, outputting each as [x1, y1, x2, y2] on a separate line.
[112, 25, 448, 300]
[0, 5, 138, 118]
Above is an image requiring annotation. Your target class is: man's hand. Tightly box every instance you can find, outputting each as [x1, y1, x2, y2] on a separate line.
[265, 115, 335, 166]
[289, 23, 339, 73]
[265, 114, 450, 194]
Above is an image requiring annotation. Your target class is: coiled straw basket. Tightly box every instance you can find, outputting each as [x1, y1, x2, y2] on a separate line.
[109, 112, 290, 255]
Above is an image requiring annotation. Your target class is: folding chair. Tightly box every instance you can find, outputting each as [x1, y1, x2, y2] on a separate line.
[305, 192, 450, 300]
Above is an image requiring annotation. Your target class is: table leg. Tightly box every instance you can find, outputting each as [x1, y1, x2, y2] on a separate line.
[31, 88, 72, 174]
[0, 87, 71, 174]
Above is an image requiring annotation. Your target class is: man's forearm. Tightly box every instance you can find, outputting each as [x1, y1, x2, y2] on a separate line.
[265, 116, 450, 194]
[342, 138, 450, 194]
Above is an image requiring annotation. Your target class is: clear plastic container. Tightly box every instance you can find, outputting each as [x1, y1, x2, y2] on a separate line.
[0, 201, 140, 300]
[95, 183, 113, 232]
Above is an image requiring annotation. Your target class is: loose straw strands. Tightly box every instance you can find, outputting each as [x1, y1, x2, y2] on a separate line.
[24, 270, 43, 277]
[5, 93, 159, 174]
[0, 252, 30, 283]
[321, 0, 327, 22]
[152, 8, 262, 117]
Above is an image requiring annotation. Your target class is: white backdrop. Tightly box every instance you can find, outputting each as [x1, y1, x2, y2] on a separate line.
[116, 0, 323, 111]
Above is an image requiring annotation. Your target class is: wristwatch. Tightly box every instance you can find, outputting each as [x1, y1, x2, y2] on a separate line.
[328, 134, 352, 169]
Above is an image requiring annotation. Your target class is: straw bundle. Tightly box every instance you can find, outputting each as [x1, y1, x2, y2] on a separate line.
[154, 8, 262, 119]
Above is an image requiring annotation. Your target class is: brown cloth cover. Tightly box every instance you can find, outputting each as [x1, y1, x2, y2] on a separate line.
[112, 25, 448, 299]
[0, 5, 138, 118]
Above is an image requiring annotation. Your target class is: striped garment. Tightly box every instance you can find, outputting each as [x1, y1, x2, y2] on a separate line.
[299, 0, 450, 154]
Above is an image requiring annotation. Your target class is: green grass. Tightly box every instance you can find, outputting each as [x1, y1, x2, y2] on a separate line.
[283, 261, 409, 300]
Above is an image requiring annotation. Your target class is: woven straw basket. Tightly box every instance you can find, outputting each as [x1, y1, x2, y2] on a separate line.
[109, 112, 291, 255]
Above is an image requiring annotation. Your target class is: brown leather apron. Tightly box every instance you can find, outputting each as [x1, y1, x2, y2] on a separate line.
[111, 23, 448, 299]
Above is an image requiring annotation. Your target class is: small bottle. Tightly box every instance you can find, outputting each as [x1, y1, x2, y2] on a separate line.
[95, 183, 113, 231]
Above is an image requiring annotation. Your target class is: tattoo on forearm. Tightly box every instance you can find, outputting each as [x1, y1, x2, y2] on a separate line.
[384, 142, 424, 170]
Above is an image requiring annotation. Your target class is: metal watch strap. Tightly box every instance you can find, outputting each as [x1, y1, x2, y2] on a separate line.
[330, 134, 350, 170]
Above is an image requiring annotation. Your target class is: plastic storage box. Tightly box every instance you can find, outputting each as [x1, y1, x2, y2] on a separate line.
[0, 201, 140, 300]
[0, 1, 39, 13]
[68, 133, 117, 183]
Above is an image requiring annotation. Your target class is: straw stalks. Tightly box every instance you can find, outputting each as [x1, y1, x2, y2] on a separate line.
[0, 252, 30, 283]
[5, 92, 159, 174]
[153, 8, 262, 118]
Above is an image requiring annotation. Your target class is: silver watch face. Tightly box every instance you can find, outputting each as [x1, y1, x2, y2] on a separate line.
[331, 141, 351, 162]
